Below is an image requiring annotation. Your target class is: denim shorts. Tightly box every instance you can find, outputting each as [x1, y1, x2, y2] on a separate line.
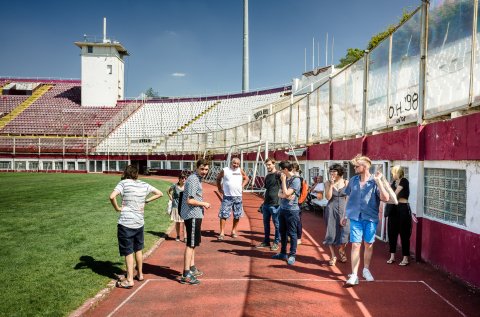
[218, 196, 244, 219]
[349, 219, 378, 244]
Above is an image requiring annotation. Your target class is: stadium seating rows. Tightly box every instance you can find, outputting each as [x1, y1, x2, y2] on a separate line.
[0, 80, 128, 136]
[95, 89, 288, 153]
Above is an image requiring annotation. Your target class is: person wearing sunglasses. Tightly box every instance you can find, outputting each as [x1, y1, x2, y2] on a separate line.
[343, 155, 390, 286]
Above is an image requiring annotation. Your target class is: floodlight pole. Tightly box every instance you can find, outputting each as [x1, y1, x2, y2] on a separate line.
[242, 0, 249, 93]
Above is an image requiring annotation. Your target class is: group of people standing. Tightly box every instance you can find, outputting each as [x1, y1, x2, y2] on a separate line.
[108, 154, 412, 289]
[109, 158, 249, 286]
[257, 155, 413, 287]
[256, 159, 303, 265]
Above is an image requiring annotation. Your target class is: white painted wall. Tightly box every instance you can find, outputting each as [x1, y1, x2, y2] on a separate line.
[80, 45, 125, 107]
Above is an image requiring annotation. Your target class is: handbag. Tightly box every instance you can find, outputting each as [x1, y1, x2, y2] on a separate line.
[381, 176, 398, 205]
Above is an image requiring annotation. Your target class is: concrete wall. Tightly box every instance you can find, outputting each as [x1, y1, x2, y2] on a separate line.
[80, 46, 124, 107]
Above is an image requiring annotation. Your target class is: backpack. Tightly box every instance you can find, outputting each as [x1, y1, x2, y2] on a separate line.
[293, 176, 309, 204]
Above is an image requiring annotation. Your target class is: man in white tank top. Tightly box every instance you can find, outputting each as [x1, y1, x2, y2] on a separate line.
[216, 157, 249, 240]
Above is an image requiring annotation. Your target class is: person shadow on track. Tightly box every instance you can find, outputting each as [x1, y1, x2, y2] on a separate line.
[142, 263, 181, 281]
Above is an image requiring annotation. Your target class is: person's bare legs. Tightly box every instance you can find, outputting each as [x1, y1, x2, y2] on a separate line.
[328, 245, 336, 260]
[135, 250, 143, 280]
[219, 218, 227, 236]
[184, 246, 195, 272]
[363, 242, 374, 269]
[190, 247, 195, 267]
[350, 242, 361, 275]
[124, 253, 135, 285]
[388, 252, 395, 262]
[175, 222, 181, 238]
[232, 218, 240, 236]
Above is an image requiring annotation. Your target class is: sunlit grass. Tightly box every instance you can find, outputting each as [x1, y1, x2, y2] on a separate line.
[0, 173, 172, 317]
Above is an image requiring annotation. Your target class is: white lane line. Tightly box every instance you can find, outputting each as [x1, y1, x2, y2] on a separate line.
[301, 228, 373, 317]
[420, 281, 467, 317]
[109, 278, 469, 317]
[107, 229, 467, 317]
[302, 228, 466, 317]
[107, 280, 151, 317]
[145, 278, 344, 282]
[142, 278, 421, 282]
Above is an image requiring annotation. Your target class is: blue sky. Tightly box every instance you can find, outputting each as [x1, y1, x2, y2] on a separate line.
[0, 0, 419, 98]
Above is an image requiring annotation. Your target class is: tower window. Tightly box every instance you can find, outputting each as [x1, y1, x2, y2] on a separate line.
[87, 46, 93, 53]
[107, 65, 112, 74]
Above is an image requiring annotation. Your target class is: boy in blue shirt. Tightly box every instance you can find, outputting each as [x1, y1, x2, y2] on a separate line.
[272, 160, 301, 265]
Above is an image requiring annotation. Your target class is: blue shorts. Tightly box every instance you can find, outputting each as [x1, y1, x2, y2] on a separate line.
[349, 219, 378, 244]
[218, 196, 244, 219]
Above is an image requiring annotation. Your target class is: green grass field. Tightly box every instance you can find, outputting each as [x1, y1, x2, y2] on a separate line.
[0, 173, 172, 317]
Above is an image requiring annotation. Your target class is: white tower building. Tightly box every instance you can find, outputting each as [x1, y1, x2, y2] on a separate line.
[74, 18, 129, 107]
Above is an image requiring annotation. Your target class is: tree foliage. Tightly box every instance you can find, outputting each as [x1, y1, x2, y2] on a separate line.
[367, 10, 412, 51]
[144, 87, 159, 99]
[337, 48, 365, 68]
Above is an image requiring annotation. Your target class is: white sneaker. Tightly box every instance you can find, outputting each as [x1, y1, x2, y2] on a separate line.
[297, 239, 302, 245]
[345, 274, 359, 286]
[362, 268, 374, 281]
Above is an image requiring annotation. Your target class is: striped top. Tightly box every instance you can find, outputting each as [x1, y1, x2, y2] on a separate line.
[113, 179, 157, 229]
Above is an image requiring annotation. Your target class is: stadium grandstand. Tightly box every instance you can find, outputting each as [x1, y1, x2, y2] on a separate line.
[1, 0, 480, 294]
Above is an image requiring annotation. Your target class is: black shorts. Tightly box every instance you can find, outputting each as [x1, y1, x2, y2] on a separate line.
[117, 224, 144, 256]
[184, 218, 202, 247]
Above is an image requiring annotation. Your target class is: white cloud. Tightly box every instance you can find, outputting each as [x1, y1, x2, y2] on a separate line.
[171, 72, 186, 77]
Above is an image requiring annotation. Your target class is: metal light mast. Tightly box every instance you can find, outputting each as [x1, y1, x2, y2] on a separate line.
[242, 0, 249, 93]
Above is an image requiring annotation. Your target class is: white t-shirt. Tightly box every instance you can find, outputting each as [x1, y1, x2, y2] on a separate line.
[114, 179, 157, 229]
[312, 182, 325, 193]
[311, 182, 327, 206]
[222, 167, 243, 197]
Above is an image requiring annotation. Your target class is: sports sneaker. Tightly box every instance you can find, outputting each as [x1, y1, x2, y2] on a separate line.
[256, 242, 270, 249]
[175, 236, 180, 242]
[297, 239, 302, 245]
[190, 267, 203, 277]
[287, 256, 296, 265]
[179, 273, 200, 285]
[272, 253, 287, 260]
[345, 274, 359, 286]
[270, 243, 279, 251]
[362, 268, 374, 282]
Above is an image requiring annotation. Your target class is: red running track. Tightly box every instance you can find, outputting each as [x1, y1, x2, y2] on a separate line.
[80, 180, 480, 317]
